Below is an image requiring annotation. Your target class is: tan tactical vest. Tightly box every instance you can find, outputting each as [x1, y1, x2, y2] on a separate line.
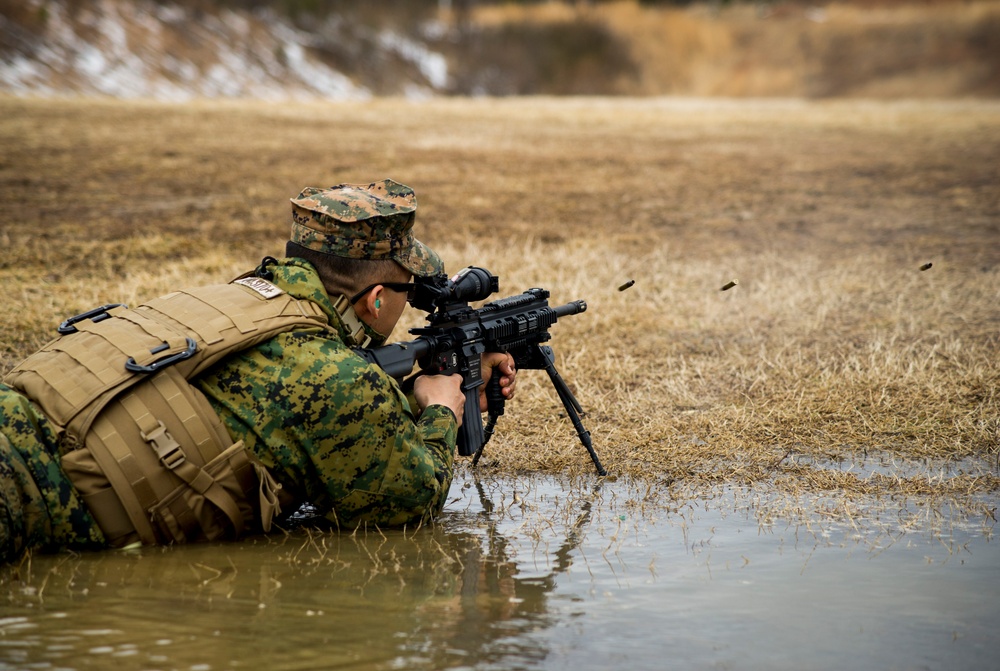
[4, 275, 333, 548]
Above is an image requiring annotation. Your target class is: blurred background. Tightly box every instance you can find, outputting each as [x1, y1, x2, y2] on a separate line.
[1, 0, 998, 100]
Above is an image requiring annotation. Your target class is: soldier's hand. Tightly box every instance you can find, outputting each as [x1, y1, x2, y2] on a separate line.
[413, 373, 466, 426]
[480, 352, 517, 412]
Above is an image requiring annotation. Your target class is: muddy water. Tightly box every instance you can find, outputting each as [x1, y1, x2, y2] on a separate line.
[2, 470, 997, 671]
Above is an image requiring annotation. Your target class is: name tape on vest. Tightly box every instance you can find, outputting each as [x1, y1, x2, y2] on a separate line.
[234, 277, 285, 299]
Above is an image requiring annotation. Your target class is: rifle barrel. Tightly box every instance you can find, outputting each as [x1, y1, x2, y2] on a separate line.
[553, 300, 587, 318]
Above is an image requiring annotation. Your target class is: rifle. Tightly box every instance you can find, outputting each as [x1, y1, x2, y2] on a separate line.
[354, 266, 606, 476]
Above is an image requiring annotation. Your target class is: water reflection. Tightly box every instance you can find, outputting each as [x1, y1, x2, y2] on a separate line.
[0, 472, 597, 671]
[1, 469, 998, 671]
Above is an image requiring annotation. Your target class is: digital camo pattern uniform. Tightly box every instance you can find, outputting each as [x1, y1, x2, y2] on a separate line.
[0, 384, 105, 562]
[194, 257, 458, 528]
[0, 257, 457, 562]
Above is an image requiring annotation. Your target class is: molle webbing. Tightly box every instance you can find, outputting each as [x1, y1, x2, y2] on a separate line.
[4, 278, 329, 547]
[8, 280, 329, 439]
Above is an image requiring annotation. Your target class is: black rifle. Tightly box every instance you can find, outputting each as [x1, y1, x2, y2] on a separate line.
[354, 267, 606, 476]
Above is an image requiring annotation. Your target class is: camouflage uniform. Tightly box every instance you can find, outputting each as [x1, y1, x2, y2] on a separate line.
[0, 178, 456, 561]
[208, 179, 456, 528]
[194, 256, 458, 529]
[0, 384, 105, 562]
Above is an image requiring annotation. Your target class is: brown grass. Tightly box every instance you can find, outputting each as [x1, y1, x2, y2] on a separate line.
[1, 95, 998, 522]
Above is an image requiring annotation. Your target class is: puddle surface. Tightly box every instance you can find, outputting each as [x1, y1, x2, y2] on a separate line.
[1, 470, 997, 671]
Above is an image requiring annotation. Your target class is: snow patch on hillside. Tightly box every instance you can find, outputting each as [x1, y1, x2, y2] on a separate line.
[0, 0, 449, 100]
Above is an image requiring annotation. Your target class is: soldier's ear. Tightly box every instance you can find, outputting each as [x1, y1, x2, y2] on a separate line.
[364, 285, 385, 318]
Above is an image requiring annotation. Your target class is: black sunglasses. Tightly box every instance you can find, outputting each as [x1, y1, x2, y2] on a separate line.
[349, 282, 417, 305]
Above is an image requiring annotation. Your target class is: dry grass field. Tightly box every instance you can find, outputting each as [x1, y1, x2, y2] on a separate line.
[1, 95, 998, 523]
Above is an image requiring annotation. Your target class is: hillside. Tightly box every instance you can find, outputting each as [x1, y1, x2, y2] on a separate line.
[1, 0, 998, 99]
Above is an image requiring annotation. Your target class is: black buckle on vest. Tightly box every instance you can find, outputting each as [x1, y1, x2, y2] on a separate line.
[125, 338, 198, 374]
[58, 303, 128, 335]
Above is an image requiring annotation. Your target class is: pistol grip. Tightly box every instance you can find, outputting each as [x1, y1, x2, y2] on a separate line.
[457, 387, 484, 457]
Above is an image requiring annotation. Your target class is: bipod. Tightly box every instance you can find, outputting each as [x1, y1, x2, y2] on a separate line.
[472, 344, 607, 476]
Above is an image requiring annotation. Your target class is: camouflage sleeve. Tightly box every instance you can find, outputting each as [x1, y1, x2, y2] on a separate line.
[332, 400, 458, 528]
[195, 330, 458, 529]
[0, 384, 106, 563]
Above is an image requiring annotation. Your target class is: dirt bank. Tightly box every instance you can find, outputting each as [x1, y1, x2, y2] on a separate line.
[2, 0, 998, 98]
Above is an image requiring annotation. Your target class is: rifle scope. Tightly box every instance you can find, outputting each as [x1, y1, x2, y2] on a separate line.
[410, 266, 499, 312]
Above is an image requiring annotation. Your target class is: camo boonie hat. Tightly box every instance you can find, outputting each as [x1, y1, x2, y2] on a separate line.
[289, 179, 443, 277]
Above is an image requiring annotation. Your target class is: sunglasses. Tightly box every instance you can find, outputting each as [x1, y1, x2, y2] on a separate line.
[349, 282, 417, 305]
